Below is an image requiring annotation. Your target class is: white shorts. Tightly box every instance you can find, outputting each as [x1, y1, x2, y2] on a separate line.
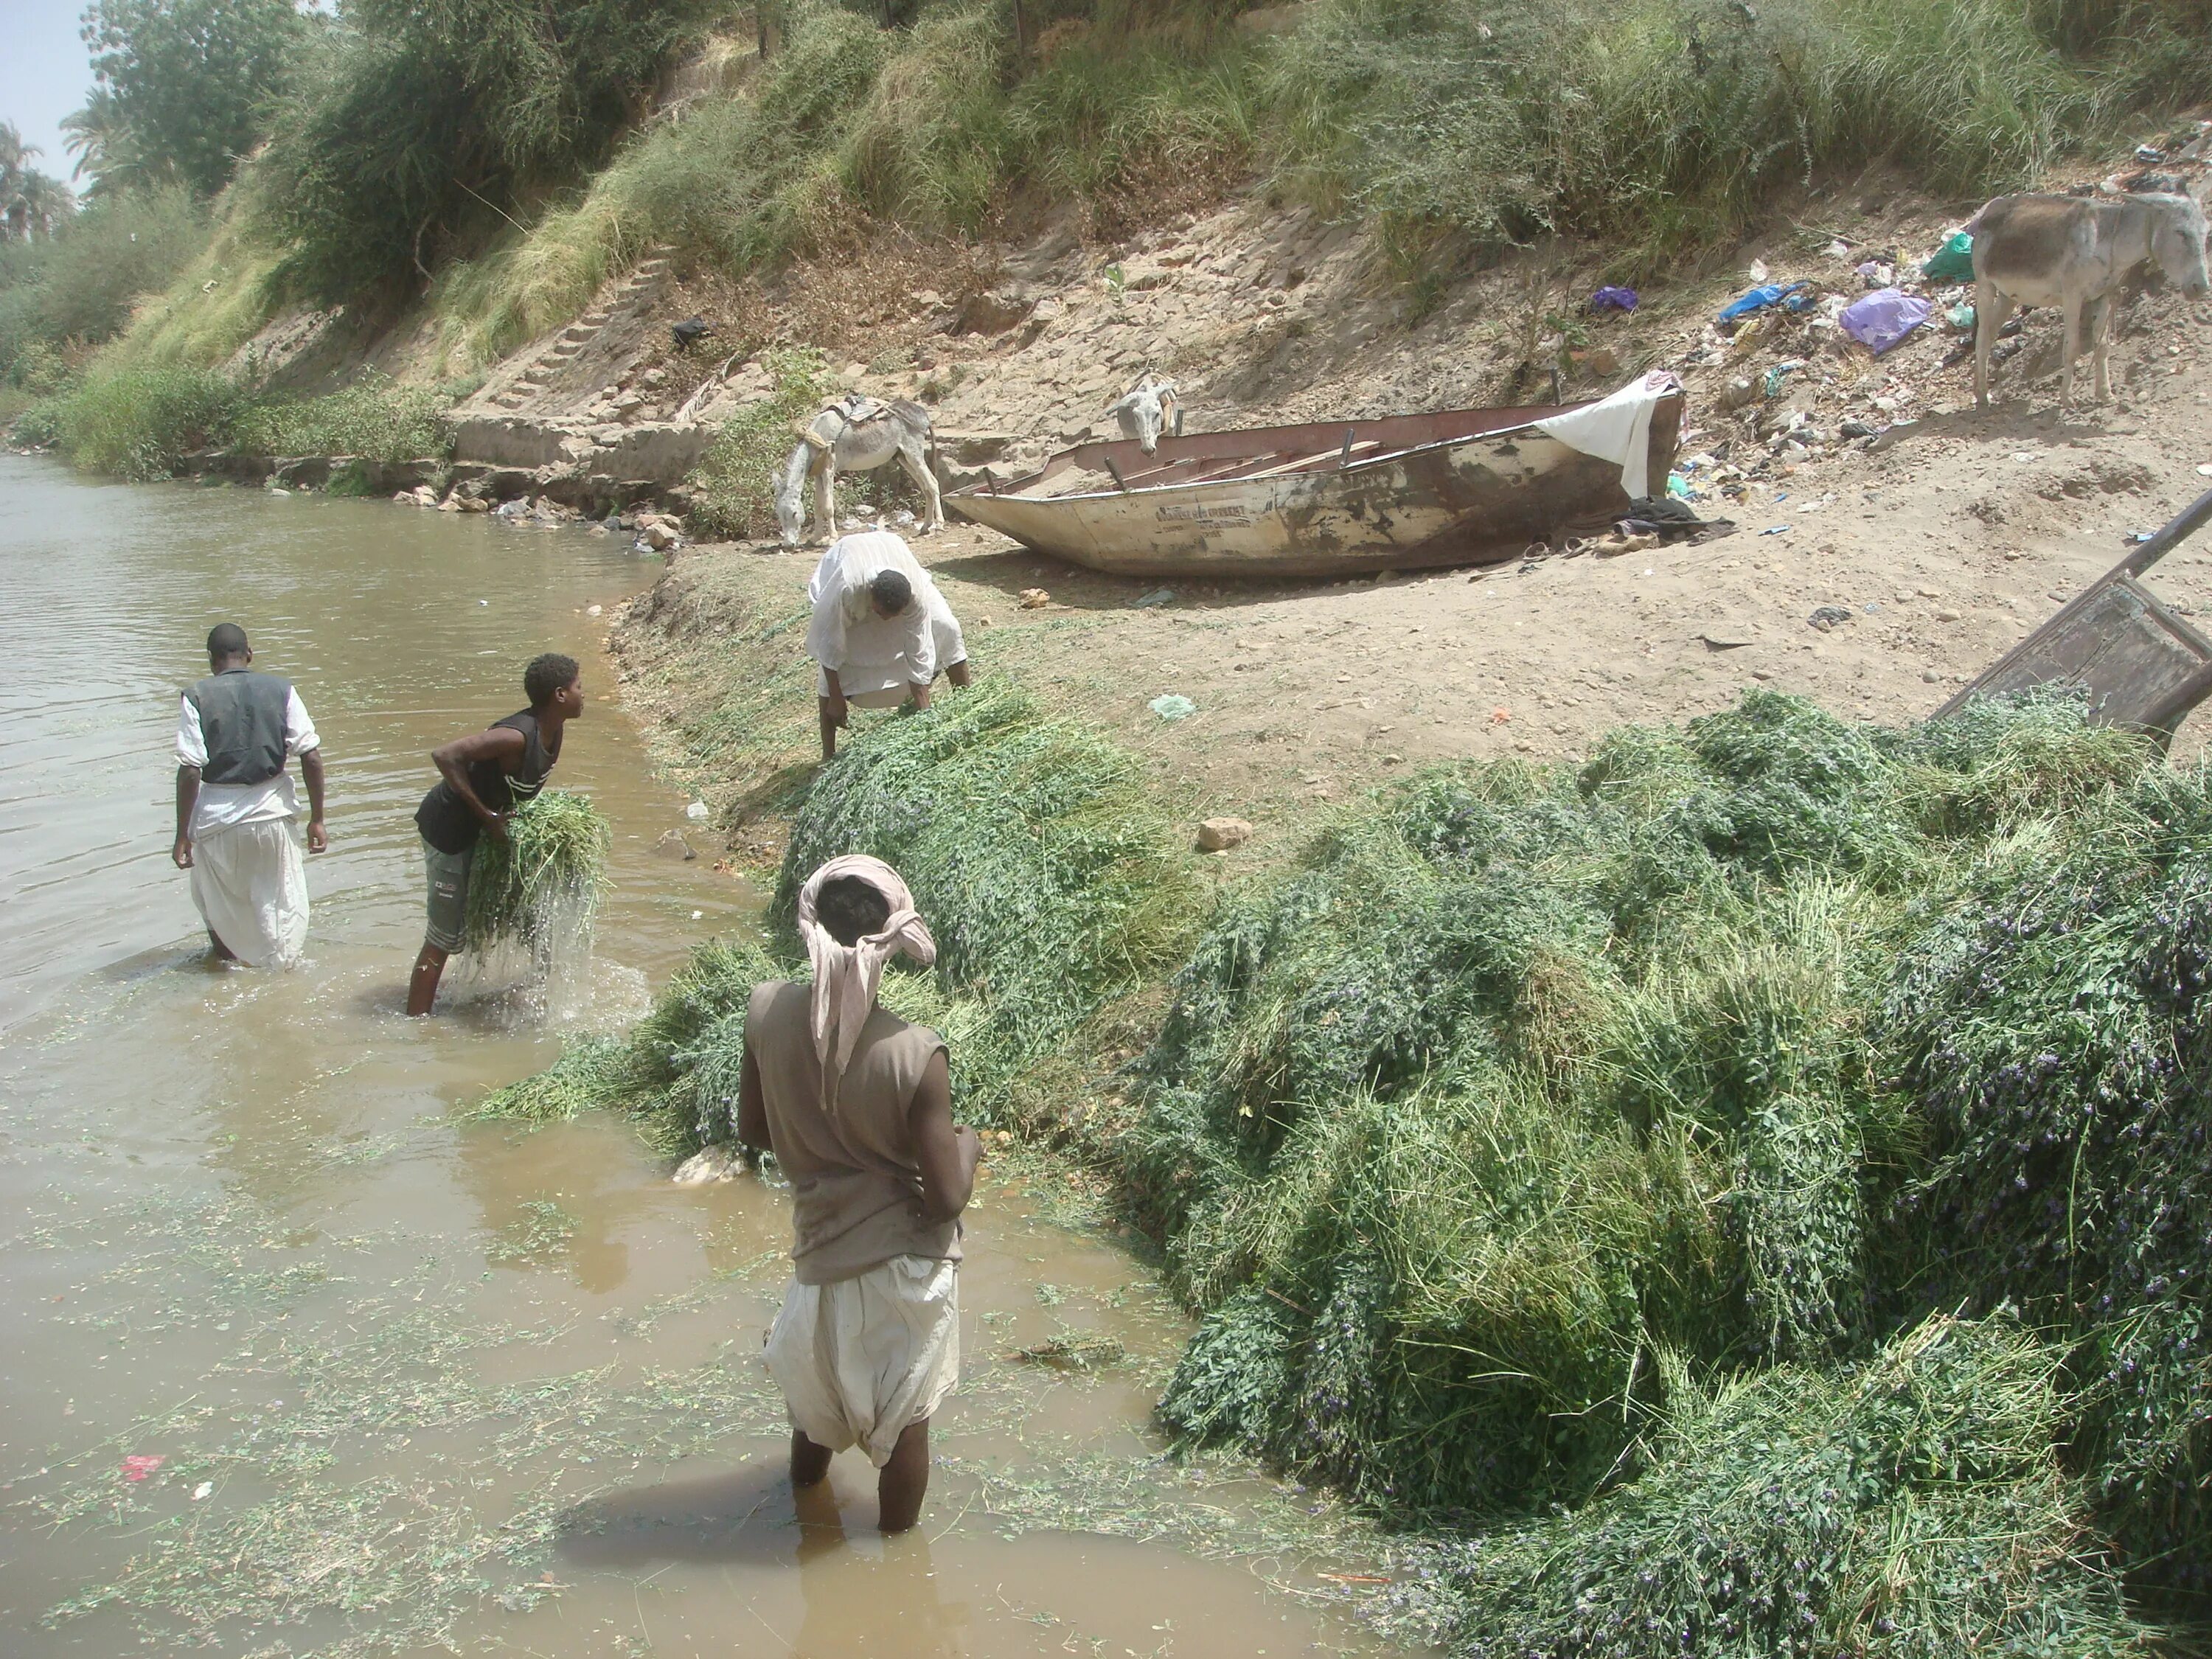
[765, 1255, 959, 1467]
[815, 605, 967, 703]
[189, 818, 309, 967]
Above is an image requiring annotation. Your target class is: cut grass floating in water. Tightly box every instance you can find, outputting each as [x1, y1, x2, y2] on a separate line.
[461, 789, 613, 959]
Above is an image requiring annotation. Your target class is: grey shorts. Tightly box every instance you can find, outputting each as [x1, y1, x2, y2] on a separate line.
[423, 840, 474, 953]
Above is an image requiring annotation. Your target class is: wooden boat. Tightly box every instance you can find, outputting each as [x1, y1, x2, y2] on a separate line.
[1933, 484, 2212, 744]
[944, 388, 1686, 579]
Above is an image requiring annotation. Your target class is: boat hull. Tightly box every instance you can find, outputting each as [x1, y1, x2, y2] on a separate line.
[946, 395, 1683, 579]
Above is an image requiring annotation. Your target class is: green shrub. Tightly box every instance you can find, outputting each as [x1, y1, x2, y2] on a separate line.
[0, 185, 210, 383]
[414, 0, 1259, 368]
[253, 0, 713, 302]
[1264, 0, 2150, 276]
[7, 397, 66, 448]
[53, 365, 243, 479]
[224, 370, 454, 461]
[686, 344, 832, 540]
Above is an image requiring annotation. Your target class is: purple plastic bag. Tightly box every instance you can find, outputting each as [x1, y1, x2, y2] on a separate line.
[1839, 288, 1932, 355]
[1590, 285, 1639, 314]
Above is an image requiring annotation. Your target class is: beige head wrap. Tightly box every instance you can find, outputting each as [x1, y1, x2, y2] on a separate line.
[796, 854, 937, 1109]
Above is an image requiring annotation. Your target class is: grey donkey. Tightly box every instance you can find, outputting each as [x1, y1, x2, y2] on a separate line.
[1103, 374, 1183, 455]
[774, 395, 943, 547]
[1969, 191, 2209, 410]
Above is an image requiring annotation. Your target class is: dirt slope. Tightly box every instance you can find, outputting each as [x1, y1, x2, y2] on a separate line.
[603, 149, 2212, 863]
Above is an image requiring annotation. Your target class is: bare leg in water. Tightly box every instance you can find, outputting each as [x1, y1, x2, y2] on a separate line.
[406, 943, 449, 1017]
[789, 1421, 931, 1533]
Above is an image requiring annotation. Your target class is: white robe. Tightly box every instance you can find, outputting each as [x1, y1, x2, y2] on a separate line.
[189, 818, 310, 967]
[805, 532, 966, 703]
[176, 686, 319, 966]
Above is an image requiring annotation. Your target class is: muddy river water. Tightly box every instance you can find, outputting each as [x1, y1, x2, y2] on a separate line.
[0, 456, 1410, 1658]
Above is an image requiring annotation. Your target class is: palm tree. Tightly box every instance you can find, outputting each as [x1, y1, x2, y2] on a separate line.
[0, 122, 33, 201]
[0, 123, 74, 240]
[61, 90, 145, 193]
[5, 172, 76, 240]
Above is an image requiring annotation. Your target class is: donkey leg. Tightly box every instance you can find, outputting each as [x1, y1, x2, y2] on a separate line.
[2059, 296, 2082, 408]
[814, 459, 836, 543]
[2087, 294, 2112, 403]
[900, 435, 944, 531]
[1974, 284, 2010, 409]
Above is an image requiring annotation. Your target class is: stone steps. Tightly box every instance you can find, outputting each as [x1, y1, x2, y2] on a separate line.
[481, 245, 678, 412]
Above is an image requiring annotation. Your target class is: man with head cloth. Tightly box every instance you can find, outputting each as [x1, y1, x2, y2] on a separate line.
[804, 530, 971, 760]
[737, 854, 981, 1531]
[172, 622, 329, 966]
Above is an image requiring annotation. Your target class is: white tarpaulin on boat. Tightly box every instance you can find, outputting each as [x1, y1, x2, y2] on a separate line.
[1533, 371, 1683, 501]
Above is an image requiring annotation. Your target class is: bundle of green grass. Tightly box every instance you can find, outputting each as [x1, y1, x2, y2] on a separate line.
[1135, 689, 2212, 1620]
[1399, 1313, 2143, 1657]
[461, 789, 613, 959]
[477, 680, 1197, 1150]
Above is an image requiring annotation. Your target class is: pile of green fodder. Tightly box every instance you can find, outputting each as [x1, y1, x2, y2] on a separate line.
[462, 790, 613, 961]
[1133, 689, 2212, 1613]
[477, 678, 1200, 1152]
[1877, 758, 2212, 1601]
[1399, 1313, 2145, 1656]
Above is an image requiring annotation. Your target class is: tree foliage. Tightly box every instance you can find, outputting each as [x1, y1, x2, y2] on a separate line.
[78, 0, 310, 196]
[0, 183, 207, 379]
[254, 0, 711, 302]
[1, 124, 74, 242]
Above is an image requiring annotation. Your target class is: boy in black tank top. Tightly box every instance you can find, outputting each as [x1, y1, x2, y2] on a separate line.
[406, 653, 585, 1016]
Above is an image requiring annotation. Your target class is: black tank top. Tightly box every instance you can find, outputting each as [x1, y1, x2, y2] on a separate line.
[414, 709, 559, 854]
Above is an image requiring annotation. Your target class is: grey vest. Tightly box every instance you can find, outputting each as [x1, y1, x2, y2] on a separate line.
[185, 669, 292, 787]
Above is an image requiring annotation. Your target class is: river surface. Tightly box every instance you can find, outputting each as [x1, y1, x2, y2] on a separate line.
[0, 456, 1407, 1658]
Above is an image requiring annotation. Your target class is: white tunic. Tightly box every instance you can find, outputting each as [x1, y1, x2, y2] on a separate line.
[804, 532, 965, 703]
[175, 686, 321, 835]
[175, 686, 319, 965]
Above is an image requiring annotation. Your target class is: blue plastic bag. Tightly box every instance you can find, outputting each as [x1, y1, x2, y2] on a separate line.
[1718, 281, 1808, 324]
[1590, 285, 1639, 314]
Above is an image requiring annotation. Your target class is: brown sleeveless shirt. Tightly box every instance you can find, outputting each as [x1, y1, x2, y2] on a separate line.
[745, 980, 961, 1284]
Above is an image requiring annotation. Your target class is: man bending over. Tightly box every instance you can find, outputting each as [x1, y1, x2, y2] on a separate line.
[738, 855, 981, 1530]
[805, 530, 972, 760]
[406, 653, 584, 1016]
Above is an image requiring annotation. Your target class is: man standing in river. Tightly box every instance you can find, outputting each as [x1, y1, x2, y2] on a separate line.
[737, 854, 979, 1531]
[805, 530, 971, 760]
[173, 623, 329, 967]
[406, 653, 583, 1016]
